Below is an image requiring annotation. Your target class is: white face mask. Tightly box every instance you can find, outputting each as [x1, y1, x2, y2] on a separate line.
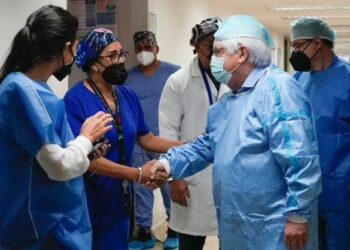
[136, 51, 155, 66]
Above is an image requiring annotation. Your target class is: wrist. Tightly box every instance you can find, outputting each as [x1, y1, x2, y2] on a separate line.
[287, 215, 307, 223]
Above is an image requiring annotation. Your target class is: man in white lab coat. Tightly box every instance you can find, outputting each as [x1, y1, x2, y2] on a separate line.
[158, 17, 229, 250]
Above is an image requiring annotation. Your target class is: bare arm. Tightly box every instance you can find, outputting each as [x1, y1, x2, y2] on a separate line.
[137, 132, 183, 154]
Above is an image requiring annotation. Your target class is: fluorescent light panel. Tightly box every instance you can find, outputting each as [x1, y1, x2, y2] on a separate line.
[282, 15, 350, 20]
[271, 5, 350, 11]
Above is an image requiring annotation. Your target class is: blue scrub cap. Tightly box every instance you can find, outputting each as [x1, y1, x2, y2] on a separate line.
[290, 17, 336, 43]
[76, 28, 118, 72]
[214, 15, 274, 49]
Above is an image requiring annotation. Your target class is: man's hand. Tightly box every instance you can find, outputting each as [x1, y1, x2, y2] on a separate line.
[143, 160, 169, 189]
[170, 180, 190, 207]
[284, 221, 308, 250]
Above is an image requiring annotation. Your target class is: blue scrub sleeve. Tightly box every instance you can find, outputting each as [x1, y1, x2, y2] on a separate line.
[131, 89, 150, 136]
[64, 95, 86, 138]
[259, 77, 321, 218]
[161, 133, 214, 180]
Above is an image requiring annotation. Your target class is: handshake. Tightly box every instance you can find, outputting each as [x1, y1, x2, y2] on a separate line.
[138, 160, 169, 189]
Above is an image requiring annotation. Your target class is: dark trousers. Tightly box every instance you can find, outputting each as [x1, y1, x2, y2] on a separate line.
[178, 232, 206, 250]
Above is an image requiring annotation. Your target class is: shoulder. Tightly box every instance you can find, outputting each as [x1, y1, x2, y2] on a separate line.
[127, 65, 140, 75]
[333, 56, 350, 72]
[117, 85, 139, 100]
[64, 81, 85, 100]
[160, 61, 181, 72]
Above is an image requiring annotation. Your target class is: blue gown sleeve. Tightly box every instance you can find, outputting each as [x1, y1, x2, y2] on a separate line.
[161, 133, 214, 180]
[9, 82, 67, 156]
[258, 75, 321, 218]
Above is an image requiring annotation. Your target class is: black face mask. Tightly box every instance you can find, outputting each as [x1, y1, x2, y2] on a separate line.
[289, 51, 311, 72]
[53, 58, 75, 81]
[53, 48, 75, 81]
[101, 63, 128, 85]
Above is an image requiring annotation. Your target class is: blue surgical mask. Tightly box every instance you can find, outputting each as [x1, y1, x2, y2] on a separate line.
[210, 55, 232, 85]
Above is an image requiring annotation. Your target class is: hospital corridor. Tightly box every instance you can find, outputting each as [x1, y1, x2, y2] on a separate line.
[0, 0, 350, 249]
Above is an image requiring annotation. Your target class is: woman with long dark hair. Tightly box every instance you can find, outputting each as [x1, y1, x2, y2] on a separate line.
[0, 5, 112, 249]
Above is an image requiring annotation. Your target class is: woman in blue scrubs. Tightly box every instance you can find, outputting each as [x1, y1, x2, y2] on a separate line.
[64, 28, 181, 250]
[0, 5, 112, 249]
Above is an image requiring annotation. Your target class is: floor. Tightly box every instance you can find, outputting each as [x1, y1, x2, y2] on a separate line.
[151, 222, 219, 250]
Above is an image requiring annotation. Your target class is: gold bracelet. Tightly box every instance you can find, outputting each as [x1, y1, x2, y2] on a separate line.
[137, 167, 143, 184]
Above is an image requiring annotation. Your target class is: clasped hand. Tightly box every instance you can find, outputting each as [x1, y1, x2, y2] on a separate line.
[139, 160, 169, 189]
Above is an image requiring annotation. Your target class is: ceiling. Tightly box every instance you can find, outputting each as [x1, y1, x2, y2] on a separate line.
[217, 0, 350, 56]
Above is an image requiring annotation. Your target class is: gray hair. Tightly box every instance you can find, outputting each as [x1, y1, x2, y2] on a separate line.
[214, 37, 272, 67]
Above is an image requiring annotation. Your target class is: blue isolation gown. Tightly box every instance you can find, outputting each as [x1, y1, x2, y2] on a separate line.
[0, 72, 91, 249]
[64, 82, 149, 250]
[294, 56, 350, 249]
[161, 65, 322, 250]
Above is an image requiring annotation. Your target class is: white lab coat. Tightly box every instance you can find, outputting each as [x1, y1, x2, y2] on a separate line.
[159, 56, 230, 235]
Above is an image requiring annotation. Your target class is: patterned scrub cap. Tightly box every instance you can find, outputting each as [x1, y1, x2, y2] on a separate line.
[133, 31, 157, 46]
[76, 28, 118, 72]
[190, 17, 222, 46]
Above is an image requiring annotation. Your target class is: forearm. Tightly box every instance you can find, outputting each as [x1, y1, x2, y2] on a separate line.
[138, 133, 182, 153]
[88, 157, 139, 181]
[36, 136, 92, 181]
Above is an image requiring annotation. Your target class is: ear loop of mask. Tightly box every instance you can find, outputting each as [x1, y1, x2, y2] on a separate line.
[228, 47, 244, 74]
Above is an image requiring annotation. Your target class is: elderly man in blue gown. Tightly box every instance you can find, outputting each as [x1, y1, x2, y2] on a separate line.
[149, 15, 322, 250]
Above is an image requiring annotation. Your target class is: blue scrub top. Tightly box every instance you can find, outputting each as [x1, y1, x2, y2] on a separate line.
[64, 82, 149, 224]
[0, 72, 91, 249]
[295, 56, 350, 211]
[125, 61, 180, 136]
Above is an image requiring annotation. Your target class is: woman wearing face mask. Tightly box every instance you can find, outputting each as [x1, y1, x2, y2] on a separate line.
[64, 28, 182, 250]
[0, 5, 113, 249]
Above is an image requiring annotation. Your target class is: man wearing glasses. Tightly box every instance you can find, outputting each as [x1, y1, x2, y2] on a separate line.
[290, 17, 350, 250]
[126, 31, 180, 250]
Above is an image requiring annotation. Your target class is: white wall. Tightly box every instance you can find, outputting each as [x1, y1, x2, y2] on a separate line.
[0, 0, 68, 98]
[149, 0, 286, 68]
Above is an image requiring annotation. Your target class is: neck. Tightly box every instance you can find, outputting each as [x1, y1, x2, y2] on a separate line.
[311, 49, 334, 72]
[90, 71, 114, 95]
[24, 61, 57, 82]
[229, 63, 255, 91]
[139, 60, 160, 76]
[198, 55, 210, 70]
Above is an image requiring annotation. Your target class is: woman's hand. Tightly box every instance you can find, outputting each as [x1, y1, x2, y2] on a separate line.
[88, 142, 111, 160]
[141, 160, 169, 188]
[80, 111, 113, 142]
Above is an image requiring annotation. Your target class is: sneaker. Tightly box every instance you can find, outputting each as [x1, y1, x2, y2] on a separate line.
[163, 237, 179, 250]
[128, 237, 156, 250]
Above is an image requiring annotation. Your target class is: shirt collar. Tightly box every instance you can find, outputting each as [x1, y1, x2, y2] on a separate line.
[234, 65, 270, 94]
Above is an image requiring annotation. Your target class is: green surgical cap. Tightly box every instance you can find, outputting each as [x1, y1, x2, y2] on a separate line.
[290, 17, 336, 43]
[214, 15, 274, 49]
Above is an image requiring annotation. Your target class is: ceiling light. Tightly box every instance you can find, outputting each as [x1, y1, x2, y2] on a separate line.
[282, 15, 350, 20]
[271, 5, 350, 11]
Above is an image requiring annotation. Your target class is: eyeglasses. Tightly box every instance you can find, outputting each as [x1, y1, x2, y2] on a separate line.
[99, 51, 129, 63]
[291, 41, 312, 52]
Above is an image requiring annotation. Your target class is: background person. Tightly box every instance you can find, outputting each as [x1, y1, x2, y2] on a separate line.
[159, 17, 227, 250]
[126, 31, 180, 250]
[290, 17, 350, 250]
